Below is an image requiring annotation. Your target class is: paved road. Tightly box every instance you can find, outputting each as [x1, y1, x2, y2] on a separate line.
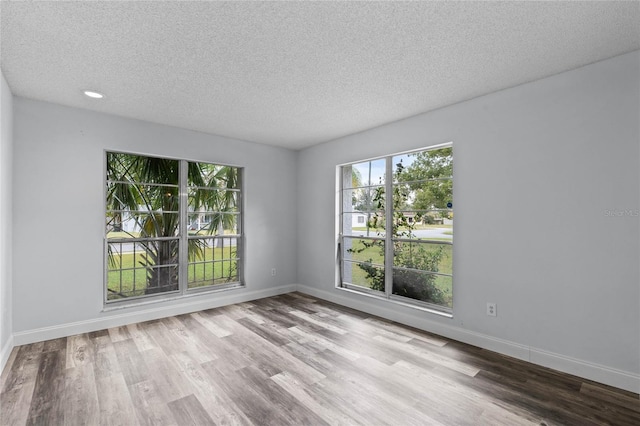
[352, 227, 452, 240]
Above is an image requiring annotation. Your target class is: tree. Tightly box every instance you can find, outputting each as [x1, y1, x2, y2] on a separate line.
[106, 153, 237, 297]
[396, 147, 452, 213]
[351, 167, 363, 188]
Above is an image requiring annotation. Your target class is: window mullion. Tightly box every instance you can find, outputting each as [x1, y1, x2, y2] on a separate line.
[237, 168, 245, 284]
[339, 165, 351, 286]
[179, 159, 188, 294]
[384, 156, 393, 297]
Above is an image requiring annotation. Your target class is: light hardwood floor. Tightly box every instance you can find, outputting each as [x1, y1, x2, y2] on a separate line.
[1, 293, 638, 425]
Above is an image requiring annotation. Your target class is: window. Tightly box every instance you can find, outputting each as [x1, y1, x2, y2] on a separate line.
[339, 144, 453, 312]
[105, 152, 243, 304]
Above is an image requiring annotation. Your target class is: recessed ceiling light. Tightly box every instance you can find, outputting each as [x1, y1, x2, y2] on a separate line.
[83, 90, 104, 99]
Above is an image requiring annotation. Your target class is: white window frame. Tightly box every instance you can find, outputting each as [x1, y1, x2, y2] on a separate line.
[337, 143, 453, 316]
[104, 150, 244, 306]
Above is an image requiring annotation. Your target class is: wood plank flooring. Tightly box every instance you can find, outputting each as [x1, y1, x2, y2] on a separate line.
[1, 293, 638, 425]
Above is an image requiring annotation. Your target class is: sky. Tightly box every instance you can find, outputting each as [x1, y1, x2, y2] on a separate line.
[352, 153, 416, 187]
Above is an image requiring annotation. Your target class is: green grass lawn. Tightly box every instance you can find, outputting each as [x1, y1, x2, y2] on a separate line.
[344, 239, 453, 308]
[107, 246, 237, 300]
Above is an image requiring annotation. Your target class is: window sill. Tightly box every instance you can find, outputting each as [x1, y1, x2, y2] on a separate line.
[102, 283, 245, 312]
[336, 285, 453, 319]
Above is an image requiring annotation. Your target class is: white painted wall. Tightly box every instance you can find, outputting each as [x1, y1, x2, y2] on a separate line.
[297, 51, 640, 392]
[0, 70, 14, 369]
[12, 99, 298, 337]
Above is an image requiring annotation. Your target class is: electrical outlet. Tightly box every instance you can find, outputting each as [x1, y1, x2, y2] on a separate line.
[487, 302, 497, 317]
[271, 268, 276, 276]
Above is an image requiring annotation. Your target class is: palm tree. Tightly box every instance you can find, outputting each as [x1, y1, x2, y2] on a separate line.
[106, 153, 238, 297]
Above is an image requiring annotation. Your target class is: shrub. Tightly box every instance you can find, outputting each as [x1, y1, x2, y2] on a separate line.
[358, 243, 446, 305]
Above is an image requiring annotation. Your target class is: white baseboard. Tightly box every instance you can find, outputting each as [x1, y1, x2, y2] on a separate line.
[297, 284, 640, 395]
[12, 284, 297, 347]
[529, 348, 640, 395]
[0, 334, 14, 376]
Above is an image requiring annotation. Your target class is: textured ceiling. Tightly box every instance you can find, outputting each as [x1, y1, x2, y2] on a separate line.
[1, 1, 639, 150]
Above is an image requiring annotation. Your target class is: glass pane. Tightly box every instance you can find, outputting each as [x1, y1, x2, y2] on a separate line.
[188, 236, 238, 260]
[107, 212, 180, 238]
[188, 236, 239, 289]
[342, 185, 385, 214]
[188, 189, 239, 212]
[188, 213, 238, 235]
[350, 158, 386, 187]
[188, 162, 239, 189]
[106, 214, 136, 236]
[393, 241, 452, 275]
[107, 153, 179, 184]
[392, 269, 452, 308]
[341, 213, 386, 237]
[107, 265, 178, 300]
[107, 241, 160, 270]
[342, 237, 384, 265]
[105, 182, 180, 207]
[107, 270, 149, 300]
[392, 179, 452, 211]
[143, 265, 179, 294]
[187, 260, 239, 288]
[392, 147, 453, 183]
[106, 180, 180, 238]
[106, 182, 179, 212]
[106, 239, 179, 300]
[342, 262, 385, 291]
